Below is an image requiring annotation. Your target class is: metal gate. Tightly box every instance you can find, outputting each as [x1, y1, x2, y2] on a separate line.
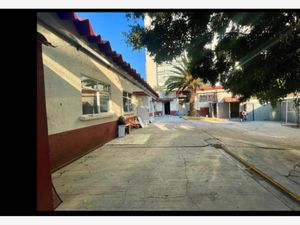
[280, 98, 300, 127]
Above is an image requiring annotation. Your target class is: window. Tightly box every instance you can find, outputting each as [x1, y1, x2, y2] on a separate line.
[208, 95, 217, 102]
[81, 76, 110, 115]
[123, 91, 133, 112]
[199, 95, 208, 102]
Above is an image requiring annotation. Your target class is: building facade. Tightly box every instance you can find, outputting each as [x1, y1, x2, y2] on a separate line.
[195, 86, 300, 123]
[195, 86, 240, 118]
[144, 14, 190, 116]
[37, 12, 158, 210]
[145, 53, 187, 115]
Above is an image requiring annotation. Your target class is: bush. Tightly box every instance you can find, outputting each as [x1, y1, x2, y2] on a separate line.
[118, 116, 126, 125]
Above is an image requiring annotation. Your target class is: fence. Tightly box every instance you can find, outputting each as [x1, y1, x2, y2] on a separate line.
[280, 98, 300, 127]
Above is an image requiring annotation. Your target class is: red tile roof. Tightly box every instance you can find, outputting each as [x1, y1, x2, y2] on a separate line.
[56, 12, 158, 98]
[198, 86, 224, 91]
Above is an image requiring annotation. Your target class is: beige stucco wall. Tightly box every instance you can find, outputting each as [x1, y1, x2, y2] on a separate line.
[38, 20, 151, 135]
[195, 89, 231, 110]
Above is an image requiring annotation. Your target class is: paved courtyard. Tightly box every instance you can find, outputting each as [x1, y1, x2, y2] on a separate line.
[53, 116, 300, 210]
[188, 118, 300, 198]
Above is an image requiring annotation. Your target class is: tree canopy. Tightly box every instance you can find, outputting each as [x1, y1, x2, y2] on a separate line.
[164, 55, 202, 95]
[125, 12, 300, 106]
[164, 55, 203, 115]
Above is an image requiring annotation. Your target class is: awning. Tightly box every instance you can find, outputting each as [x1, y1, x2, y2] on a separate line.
[224, 97, 240, 103]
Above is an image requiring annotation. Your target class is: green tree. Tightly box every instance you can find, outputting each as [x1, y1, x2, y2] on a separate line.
[125, 12, 300, 106]
[164, 56, 203, 116]
[211, 12, 300, 106]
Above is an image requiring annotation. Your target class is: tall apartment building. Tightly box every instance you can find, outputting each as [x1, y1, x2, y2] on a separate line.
[145, 15, 189, 116]
[145, 50, 189, 115]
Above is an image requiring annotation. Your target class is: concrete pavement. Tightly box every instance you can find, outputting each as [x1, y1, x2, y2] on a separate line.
[188, 119, 300, 207]
[53, 116, 298, 210]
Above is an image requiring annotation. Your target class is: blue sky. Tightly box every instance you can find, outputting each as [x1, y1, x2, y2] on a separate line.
[77, 12, 146, 79]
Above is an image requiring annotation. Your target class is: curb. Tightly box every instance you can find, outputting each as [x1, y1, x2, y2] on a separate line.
[183, 116, 225, 122]
[213, 143, 300, 204]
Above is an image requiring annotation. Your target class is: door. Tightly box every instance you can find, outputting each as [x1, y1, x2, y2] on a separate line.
[212, 103, 217, 117]
[199, 107, 209, 116]
[230, 102, 240, 118]
[164, 102, 170, 115]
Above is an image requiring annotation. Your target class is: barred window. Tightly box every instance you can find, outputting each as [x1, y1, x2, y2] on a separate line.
[123, 91, 133, 112]
[81, 76, 110, 115]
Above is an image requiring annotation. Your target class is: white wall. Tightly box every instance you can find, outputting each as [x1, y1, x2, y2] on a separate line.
[218, 103, 230, 118]
[178, 103, 189, 115]
[149, 99, 154, 114]
[243, 102, 281, 121]
[154, 102, 163, 111]
[170, 99, 178, 111]
[135, 96, 150, 125]
[38, 19, 152, 135]
[195, 95, 211, 110]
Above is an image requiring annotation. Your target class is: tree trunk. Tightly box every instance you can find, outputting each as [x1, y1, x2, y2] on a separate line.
[297, 105, 300, 127]
[189, 90, 197, 116]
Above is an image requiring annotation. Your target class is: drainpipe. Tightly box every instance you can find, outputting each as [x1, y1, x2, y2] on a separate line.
[229, 102, 231, 119]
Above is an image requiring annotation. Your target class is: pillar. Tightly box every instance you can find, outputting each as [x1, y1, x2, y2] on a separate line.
[37, 33, 54, 211]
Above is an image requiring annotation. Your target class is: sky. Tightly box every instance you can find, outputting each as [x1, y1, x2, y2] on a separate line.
[77, 12, 146, 80]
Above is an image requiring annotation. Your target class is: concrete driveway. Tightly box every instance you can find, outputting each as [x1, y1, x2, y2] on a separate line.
[188, 119, 300, 201]
[53, 116, 297, 210]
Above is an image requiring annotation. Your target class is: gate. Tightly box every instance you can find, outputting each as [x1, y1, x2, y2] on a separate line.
[280, 98, 300, 127]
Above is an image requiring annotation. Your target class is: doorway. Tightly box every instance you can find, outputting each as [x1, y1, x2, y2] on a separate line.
[164, 102, 170, 115]
[212, 103, 217, 117]
[230, 102, 240, 118]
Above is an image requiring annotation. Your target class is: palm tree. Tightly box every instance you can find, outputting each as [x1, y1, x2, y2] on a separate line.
[164, 56, 203, 116]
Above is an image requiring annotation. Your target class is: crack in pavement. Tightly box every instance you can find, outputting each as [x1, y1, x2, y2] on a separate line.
[121, 190, 128, 207]
[143, 195, 186, 199]
[181, 154, 201, 209]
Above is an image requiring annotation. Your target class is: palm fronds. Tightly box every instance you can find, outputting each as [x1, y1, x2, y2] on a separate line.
[164, 55, 203, 95]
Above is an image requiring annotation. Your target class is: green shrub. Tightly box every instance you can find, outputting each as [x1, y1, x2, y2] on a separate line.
[118, 116, 126, 125]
